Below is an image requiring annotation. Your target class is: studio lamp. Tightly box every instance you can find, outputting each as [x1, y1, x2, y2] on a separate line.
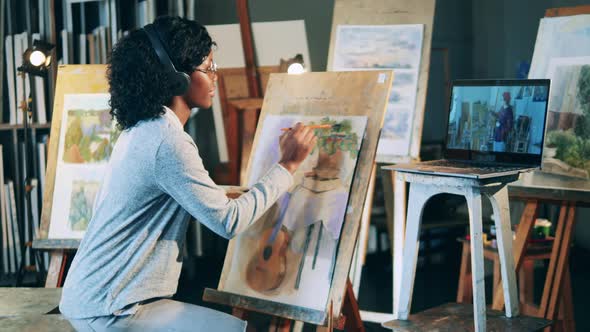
[280, 54, 306, 75]
[20, 39, 54, 76]
[15, 39, 54, 286]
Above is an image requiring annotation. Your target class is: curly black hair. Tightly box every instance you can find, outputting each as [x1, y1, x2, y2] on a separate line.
[108, 16, 215, 130]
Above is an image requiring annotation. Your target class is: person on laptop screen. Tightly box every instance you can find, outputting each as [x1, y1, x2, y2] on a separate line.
[492, 91, 514, 152]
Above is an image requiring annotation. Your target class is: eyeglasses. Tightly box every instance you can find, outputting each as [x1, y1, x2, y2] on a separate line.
[195, 60, 218, 78]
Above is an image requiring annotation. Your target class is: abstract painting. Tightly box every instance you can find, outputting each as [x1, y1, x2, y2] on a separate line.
[48, 93, 119, 239]
[333, 24, 424, 160]
[221, 114, 367, 310]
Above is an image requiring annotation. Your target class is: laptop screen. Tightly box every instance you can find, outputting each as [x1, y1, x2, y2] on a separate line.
[445, 79, 550, 165]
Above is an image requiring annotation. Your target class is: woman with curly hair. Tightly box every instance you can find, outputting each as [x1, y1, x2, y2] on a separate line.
[59, 16, 316, 331]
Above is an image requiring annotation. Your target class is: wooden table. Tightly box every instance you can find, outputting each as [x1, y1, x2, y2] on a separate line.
[0, 288, 62, 317]
[491, 171, 590, 331]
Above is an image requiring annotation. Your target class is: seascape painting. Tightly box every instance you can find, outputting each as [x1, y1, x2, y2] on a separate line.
[222, 114, 367, 310]
[333, 24, 424, 160]
[333, 25, 422, 70]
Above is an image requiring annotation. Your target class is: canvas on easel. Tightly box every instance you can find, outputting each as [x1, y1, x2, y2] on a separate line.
[529, 11, 590, 179]
[33, 65, 114, 255]
[327, 0, 436, 164]
[204, 71, 392, 325]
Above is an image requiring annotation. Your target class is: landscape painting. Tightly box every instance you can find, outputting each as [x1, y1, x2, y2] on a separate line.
[332, 24, 424, 160]
[543, 57, 590, 179]
[68, 180, 101, 232]
[221, 114, 367, 310]
[63, 109, 119, 164]
[48, 93, 119, 239]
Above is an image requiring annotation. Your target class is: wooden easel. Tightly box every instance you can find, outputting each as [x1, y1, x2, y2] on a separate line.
[488, 171, 589, 332]
[206, 67, 391, 332]
[32, 65, 109, 288]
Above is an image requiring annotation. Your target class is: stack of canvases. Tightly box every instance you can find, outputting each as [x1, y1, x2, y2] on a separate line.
[0, 142, 48, 277]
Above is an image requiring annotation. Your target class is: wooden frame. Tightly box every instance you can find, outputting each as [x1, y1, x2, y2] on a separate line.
[327, 0, 436, 162]
[204, 70, 393, 325]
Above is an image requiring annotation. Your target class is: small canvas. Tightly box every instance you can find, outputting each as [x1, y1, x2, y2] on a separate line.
[332, 25, 424, 160]
[222, 115, 367, 310]
[48, 93, 120, 239]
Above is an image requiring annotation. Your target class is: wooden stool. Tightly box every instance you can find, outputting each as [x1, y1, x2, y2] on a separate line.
[456, 238, 553, 309]
[389, 170, 521, 332]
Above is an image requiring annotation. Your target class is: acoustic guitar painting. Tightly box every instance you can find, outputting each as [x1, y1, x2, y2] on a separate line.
[245, 197, 291, 292]
[223, 115, 367, 310]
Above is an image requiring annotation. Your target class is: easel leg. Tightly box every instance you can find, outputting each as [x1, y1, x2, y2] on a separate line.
[268, 317, 293, 332]
[492, 200, 538, 310]
[394, 183, 429, 320]
[539, 202, 569, 318]
[456, 241, 472, 303]
[342, 279, 364, 332]
[466, 187, 486, 332]
[560, 267, 575, 332]
[350, 164, 377, 295]
[487, 187, 519, 317]
[545, 204, 576, 328]
[45, 250, 67, 288]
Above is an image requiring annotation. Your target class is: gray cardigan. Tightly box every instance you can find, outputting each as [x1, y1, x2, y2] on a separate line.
[60, 107, 293, 319]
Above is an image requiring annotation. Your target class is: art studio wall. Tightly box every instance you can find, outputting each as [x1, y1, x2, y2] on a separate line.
[193, 0, 334, 72]
[188, 0, 590, 248]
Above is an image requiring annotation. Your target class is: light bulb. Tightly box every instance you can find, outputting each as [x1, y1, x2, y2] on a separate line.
[287, 63, 305, 75]
[29, 50, 46, 67]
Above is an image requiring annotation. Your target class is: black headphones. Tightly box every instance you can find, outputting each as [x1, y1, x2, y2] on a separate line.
[143, 24, 191, 96]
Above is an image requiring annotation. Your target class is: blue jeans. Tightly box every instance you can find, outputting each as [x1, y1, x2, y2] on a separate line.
[67, 299, 247, 332]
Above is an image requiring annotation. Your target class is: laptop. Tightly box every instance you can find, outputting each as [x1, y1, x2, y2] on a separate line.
[391, 79, 551, 179]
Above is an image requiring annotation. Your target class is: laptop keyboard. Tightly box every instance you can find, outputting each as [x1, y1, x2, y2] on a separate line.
[423, 160, 523, 172]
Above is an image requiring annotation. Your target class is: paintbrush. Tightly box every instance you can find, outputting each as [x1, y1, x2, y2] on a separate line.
[280, 124, 341, 132]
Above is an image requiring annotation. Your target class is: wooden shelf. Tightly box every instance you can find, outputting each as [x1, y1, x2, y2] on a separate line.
[0, 123, 52, 131]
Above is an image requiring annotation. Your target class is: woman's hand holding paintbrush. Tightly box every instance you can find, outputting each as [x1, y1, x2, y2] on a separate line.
[278, 122, 318, 174]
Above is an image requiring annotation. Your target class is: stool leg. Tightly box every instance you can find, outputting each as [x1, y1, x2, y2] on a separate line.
[488, 187, 519, 317]
[466, 187, 486, 332]
[394, 183, 431, 320]
[393, 172, 407, 316]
